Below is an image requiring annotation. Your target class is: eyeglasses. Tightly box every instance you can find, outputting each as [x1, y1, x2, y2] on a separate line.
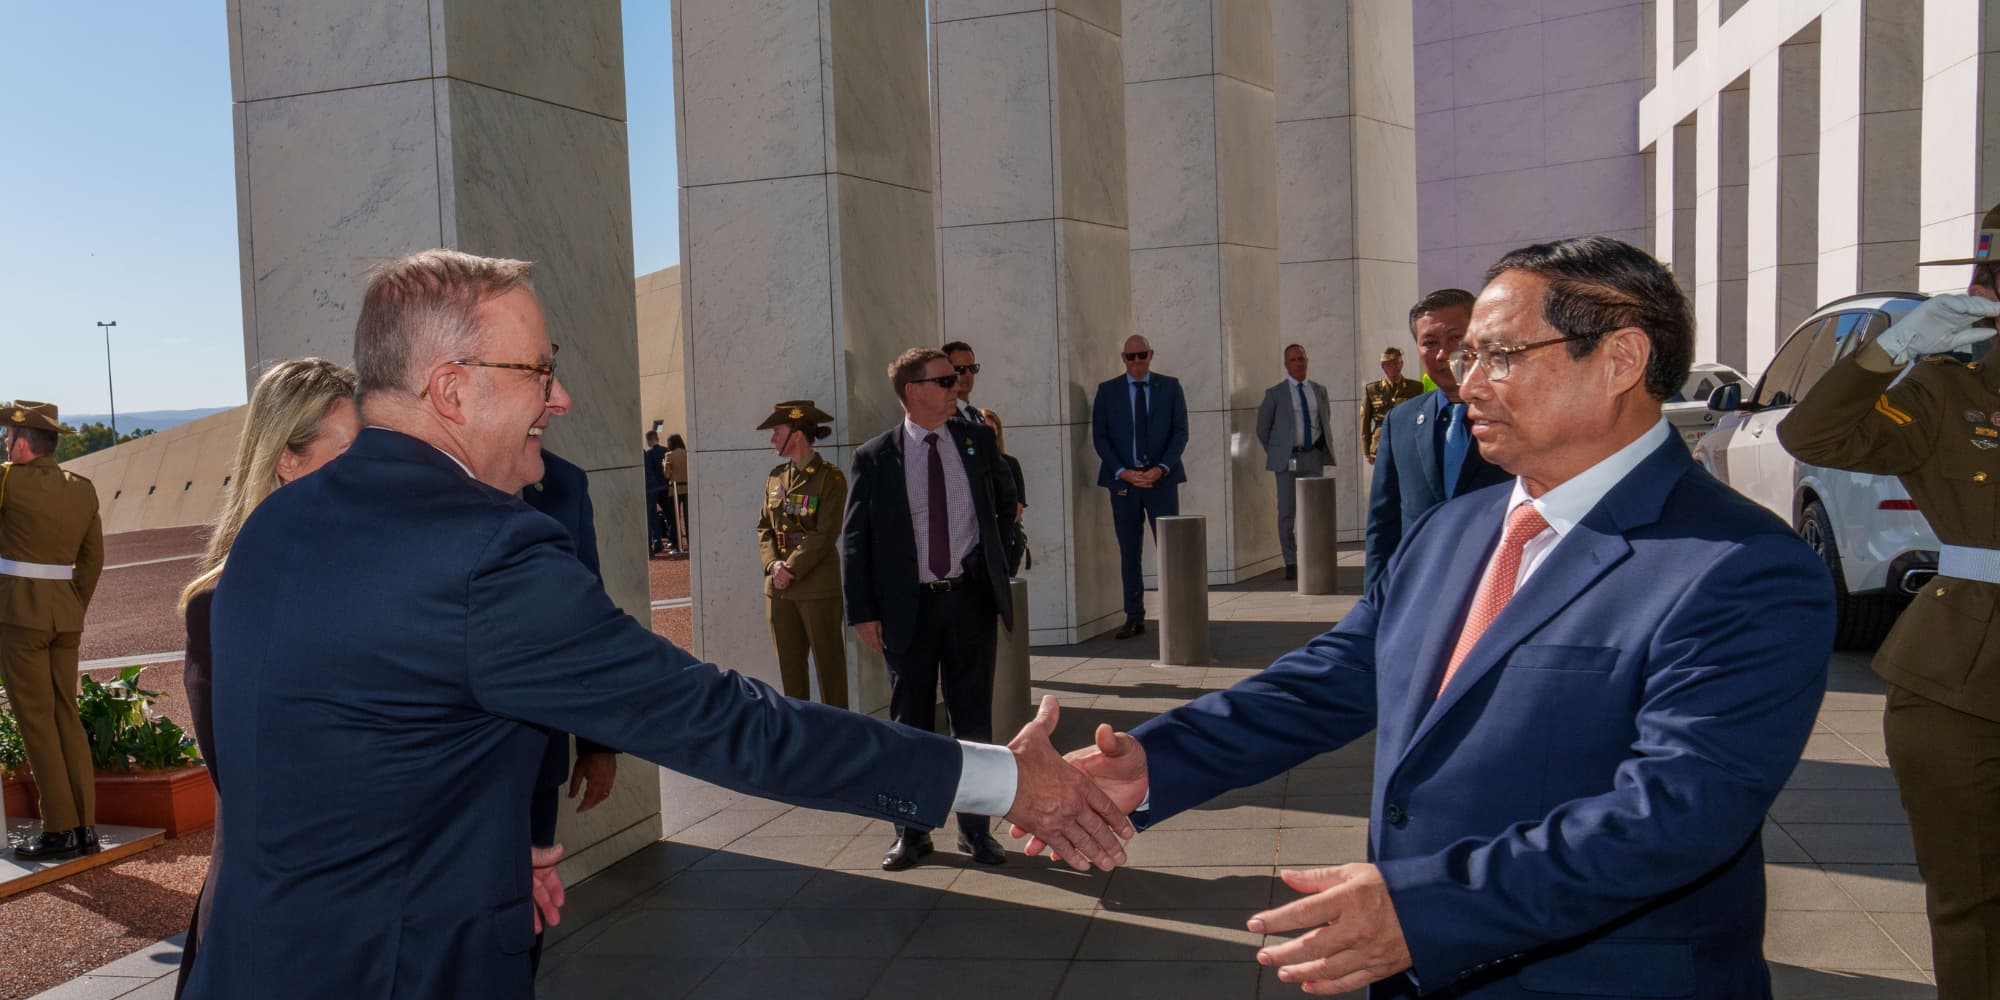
[952, 363, 981, 375]
[1447, 334, 1593, 383]
[1123, 350, 1152, 362]
[422, 344, 560, 401]
[910, 373, 960, 390]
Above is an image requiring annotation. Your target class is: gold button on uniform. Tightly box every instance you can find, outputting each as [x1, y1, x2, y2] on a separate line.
[1977, 472, 1989, 483]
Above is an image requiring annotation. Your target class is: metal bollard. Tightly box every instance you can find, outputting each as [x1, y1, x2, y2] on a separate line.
[1155, 515, 1210, 665]
[1295, 474, 1340, 595]
[993, 577, 1033, 738]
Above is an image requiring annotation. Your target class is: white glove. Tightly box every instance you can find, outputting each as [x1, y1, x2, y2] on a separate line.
[1874, 294, 2000, 365]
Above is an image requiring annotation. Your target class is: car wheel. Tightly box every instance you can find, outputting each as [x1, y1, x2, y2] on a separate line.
[1799, 500, 1900, 650]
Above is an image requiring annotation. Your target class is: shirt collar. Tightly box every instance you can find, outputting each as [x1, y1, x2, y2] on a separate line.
[1506, 418, 1672, 539]
[1129, 375, 1150, 387]
[1286, 376, 1308, 388]
[902, 415, 948, 442]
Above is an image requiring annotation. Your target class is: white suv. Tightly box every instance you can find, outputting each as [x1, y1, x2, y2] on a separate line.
[1694, 292, 1945, 648]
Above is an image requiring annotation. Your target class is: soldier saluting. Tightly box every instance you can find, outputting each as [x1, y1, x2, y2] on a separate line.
[756, 400, 848, 710]
[1, 401, 105, 861]
[1359, 346, 1423, 464]
[1778, 204, 2000, 1000]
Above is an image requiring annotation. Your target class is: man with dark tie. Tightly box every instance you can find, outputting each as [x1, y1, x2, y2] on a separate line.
[1256, 344, 1335, 580]
[843, 348, 1021, 870]
[1091, 335, 1190, 639]
[944, 340, 986, 425]
[1365, 289, 1511, 592]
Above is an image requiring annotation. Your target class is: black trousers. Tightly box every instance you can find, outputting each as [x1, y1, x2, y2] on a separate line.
[885, 569, 998, 840]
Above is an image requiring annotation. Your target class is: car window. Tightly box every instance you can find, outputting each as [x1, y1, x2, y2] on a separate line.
[1754, 317, 1827, 407]
[1796, 312, 1868, 396]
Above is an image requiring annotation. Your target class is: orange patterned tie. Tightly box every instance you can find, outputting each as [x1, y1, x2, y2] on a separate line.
[1438, 502, 1550, 695]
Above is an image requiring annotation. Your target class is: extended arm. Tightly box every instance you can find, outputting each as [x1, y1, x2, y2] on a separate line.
[1777, 352, 1937, 476]
[75, 510, 105, 608]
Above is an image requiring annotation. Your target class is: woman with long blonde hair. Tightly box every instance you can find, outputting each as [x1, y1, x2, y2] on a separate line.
[174, 357, 358, 997]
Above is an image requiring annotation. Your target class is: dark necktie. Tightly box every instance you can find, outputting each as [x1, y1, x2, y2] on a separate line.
[1133, 380, 1152, 467]
[1443, 402, 1470, 498]
[1293, 381, 1310, 449]
[925, 432, 951, 579]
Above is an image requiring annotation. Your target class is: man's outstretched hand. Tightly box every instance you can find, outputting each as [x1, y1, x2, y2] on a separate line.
[1002, 696, 1136, 872]
[1011, 721, 1150, 861]
[1249, 864, 1412, 995]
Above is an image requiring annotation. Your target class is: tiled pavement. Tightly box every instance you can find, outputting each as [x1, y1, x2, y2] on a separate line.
[36, 569, 1938, 999]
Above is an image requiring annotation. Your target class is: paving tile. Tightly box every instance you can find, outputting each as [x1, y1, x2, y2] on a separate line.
[751, 807, 878, 838]
[940, 864, 1110, 910]
[735, 908, 929, 958]
[688, 834, 847, 870]
[1784, 760, 1902, 791]
[537, 953, 721, 1000]
[82, 937, 185, 979]
[1075, 909, 1266, 961]
[1145, 801, 1287, 831]
[636, 868, 812, 909]
[1771, 789, 1909, 826]
[111, 978, 180, 1000]
[1801, 733, 1870, 762]
[1126, 828, 1280, 867]
[867, 958, 1069, 998]
[1101, 866, 1275, 912]
[1275, 826, 1370, 867]
[828, 831, 907, 870]
[1821, 864, 1928, 914]
[1872, 912, 1935, 972]
[792, 867, 958, 909]
[577, 906, 772, 958]
[1763, 823, 1812, 863]
[1765, 963, 1936, 998]
[1057, 959, 1264, 999]
[1816, 710, 1886, 736]
[897, 908, 1094, 959]
[1278, 794, 1372, 827]
[23, 976, 158, 1000]
[1784, 824, 1917, 865]
[1763, 911, 1919, 970]
[1765, 864, 1860, 911]
[672, 804, 787, 848]
[684, 957, 885, 1000]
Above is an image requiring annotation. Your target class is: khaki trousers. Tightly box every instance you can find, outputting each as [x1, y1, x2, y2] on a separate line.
[1885, 683, 2000, 999]
[768, 596, 848, 710]
[0, 624, 95, 829]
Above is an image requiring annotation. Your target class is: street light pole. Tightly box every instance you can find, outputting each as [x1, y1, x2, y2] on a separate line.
[96, 320, 118, 439]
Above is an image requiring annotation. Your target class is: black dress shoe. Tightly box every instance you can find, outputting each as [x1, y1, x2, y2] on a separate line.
[957, 830, 1006, 866]
[73, 826, 100, 856]
[881, 831, 934, 871]
[16, 829, 79, 861]
[1284, 564, 1297, 580]
[1114, 618, 1145, 640]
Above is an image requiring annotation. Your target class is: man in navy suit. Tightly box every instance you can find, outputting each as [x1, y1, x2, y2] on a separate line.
[1091, 335, 1189, 639]
[1036, 237, 1834, 997]
[1365, 289, 1512, 592]
[187, 250, 1133, 1000]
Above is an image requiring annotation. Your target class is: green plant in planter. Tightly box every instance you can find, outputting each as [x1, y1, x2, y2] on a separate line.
[0, 702, 27, 779]
[75, 666, 202, 773]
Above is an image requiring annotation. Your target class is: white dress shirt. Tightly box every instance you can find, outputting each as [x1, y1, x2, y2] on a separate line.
[1483, 418, 1672, 592]
[1285, 376, 1320, 447]
[901, 416, 980, 582]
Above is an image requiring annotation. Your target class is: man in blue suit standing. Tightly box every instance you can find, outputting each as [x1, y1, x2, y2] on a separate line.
[1091, 334, 1189, 639]
[186, 250, 1134, 1000]
[1365, 289, 1511, 592]
[1035, 237, 1835, 998]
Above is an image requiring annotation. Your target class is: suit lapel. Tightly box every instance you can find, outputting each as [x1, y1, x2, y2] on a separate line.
[1382, 491, 1505, 744]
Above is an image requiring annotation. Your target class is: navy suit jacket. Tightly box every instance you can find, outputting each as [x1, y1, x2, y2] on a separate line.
[1132, 436, 1833, 998]
[841, 418, 1016, 655]
[1091, 373, 1189, 488]
[520, 451, 612, 848]
[190, 429, 962, 1000]
[1364, 389, 1509, 591]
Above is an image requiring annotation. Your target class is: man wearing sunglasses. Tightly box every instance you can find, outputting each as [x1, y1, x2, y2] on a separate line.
[943, 340, 986, 425]
[1091, 335, 1189, 639]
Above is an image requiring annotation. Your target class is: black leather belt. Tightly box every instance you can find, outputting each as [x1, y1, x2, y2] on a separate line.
[921, 575, 970, 592]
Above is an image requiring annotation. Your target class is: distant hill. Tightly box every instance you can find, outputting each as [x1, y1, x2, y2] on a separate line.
[62, 407, 234, 435]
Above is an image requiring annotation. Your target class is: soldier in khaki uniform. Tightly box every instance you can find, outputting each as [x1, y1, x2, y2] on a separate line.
[1359, 346, 1424, 463]
[756, 401, 848, 709]
[1778, 210, 2000, 1000]
[0, 401, 105, 861]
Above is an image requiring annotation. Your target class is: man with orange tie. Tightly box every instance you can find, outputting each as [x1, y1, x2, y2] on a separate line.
[1039, 238, 1836, 998]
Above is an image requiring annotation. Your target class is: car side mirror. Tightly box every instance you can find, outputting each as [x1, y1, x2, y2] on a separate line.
[1707, 383, 1743, 412]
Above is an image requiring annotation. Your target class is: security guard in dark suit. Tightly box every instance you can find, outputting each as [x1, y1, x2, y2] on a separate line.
[1, 401, 105, 861]
[1360, 346, 1424, 463]
[757, 401, 848, 709]
[1779, 209, 2000, 999]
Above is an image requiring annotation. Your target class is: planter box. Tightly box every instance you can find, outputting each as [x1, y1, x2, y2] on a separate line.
[6, 766, 214, 838]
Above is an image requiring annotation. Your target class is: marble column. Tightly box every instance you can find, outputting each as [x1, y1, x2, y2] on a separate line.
[1695, 84, 1749, 369]
[1123, 0, 1280, 583]
[674, 0, 935, 709]
[1274, 0, 1416, 544]
[933, 2, 1131, 644]
[1918, 0, 2000, 292]
[227, 0, 655, 880]
[1746, 32, 1821, 368]
[1818, 0, 1923, 299]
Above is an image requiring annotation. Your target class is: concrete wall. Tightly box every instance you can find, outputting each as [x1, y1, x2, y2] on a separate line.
[636, 264, 686, 440]
[62, 407, 247, 536]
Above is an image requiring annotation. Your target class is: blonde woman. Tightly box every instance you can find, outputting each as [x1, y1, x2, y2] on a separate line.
[174, 358, 358, 996]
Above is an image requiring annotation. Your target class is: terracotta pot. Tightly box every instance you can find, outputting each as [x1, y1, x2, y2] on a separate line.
[3, 766, 215, 838]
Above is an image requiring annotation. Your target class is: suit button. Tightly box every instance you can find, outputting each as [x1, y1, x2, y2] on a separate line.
[1385, 804, 1407, 828]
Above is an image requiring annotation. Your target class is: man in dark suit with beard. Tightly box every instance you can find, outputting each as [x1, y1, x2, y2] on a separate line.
[843, 347, 1020, 871]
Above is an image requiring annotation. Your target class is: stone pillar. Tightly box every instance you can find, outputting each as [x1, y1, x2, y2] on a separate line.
[1275, 0, 1415, 544]
[674, 1, 936, 708]
[933, 2, 1131, 644]
[227, 0, 655, 880]
[1123, 0, 1280, 583]
[1695, 84, 1749, 369]
[1746, 32, 1820, 369]
[1658, 118, 1699, 302]
[1918, 0, 2000, 292]
[1819, 0, 1923, 300]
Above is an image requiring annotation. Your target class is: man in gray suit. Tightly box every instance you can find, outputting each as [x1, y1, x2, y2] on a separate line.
[1255, 344, 1334, 580]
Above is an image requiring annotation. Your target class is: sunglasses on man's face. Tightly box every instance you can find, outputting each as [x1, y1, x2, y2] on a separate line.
[952, 363, 981, 375]
[911, 373, 961, 390]
[1124, 350, 1152, 362]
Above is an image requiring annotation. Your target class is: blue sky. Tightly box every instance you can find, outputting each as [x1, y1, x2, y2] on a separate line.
[4, 4, 680, 414]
